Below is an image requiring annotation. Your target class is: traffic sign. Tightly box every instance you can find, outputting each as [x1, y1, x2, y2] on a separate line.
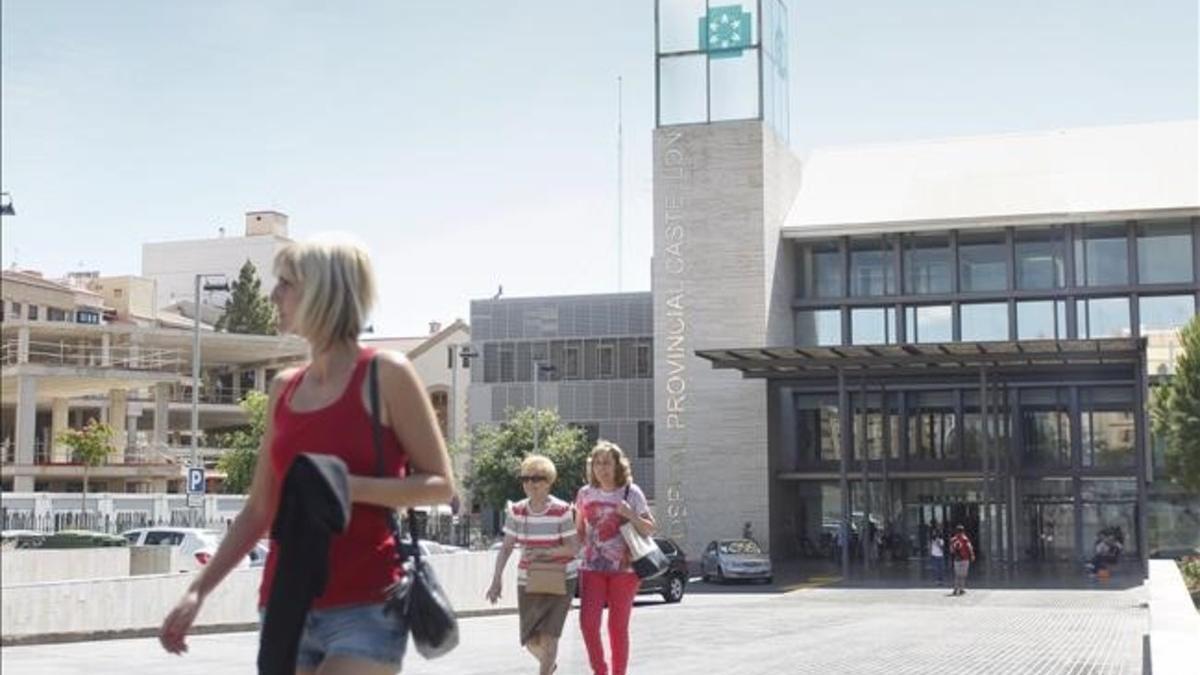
[186, 493, 204, 508]
[187, 467, 206, 495]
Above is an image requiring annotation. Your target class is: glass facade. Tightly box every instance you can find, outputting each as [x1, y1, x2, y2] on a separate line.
[1077, 297, 1131, 338]
[782, 217, 1197, 564]
[797, 309, 842, 346]
[850, 237, 896, 296]
[960, 302, 1009, 341]
[904, 234, 953, 294]
[656, 1, 765, 126]
[905, 305, 952, 343]
[1137, 221, 1193, 284]
[1015, 227, 1066, 289]
[793, 217, 1196, 348]
[1016, 300, 1067, 340]
[1075, 223, 1129, 287]
[1139, 294, 1195, 333]
[959, 230, 1008, 292]
[851, 307, 896, 345]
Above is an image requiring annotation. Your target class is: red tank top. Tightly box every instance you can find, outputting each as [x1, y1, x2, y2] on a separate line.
[258, 347, 408, 609]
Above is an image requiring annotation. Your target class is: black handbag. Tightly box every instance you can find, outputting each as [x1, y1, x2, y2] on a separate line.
[368, 356, 460, 660]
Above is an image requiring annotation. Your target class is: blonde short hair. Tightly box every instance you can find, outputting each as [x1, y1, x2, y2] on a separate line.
[519, 454, 557, 485]
[587, 440, 631, 488]
[274, 235, 376, 350]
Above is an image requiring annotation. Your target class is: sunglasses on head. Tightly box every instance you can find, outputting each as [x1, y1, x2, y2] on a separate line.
[519, 475, 548, 484]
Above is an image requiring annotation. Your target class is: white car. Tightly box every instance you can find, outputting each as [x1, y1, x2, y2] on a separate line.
[120, 527, 249, 572]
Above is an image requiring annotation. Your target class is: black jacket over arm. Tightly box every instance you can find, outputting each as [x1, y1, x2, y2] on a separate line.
[258, 453, 352, 675]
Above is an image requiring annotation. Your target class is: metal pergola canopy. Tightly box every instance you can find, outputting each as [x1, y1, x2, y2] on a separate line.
[696, 338, 1146, 379]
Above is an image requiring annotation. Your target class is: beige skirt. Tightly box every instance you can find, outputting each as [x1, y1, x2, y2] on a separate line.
[517, 578, 577, 645]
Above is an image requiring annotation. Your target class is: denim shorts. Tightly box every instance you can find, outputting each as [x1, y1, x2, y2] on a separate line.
[264, 602, 408, 671]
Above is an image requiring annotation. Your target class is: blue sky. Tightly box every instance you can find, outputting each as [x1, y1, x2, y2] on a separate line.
[2, 0, 1196, 336]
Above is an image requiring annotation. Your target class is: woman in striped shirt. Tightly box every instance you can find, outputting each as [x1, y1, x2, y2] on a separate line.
[486, 455, 579, 675]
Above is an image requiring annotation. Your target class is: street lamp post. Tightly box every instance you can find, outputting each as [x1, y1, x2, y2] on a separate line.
[190, 273, 228, 519]
[531, 360, 556, 453]
[447, 343, 478, 446]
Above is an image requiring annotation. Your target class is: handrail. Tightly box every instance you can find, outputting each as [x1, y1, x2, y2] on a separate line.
[1, 339, 185, 370]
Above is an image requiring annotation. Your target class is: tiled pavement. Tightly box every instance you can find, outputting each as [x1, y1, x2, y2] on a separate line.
[2, 582, 1147, 674]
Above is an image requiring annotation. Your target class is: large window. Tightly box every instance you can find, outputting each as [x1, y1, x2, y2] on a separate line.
[904, 234, 952, 294]
[904, 305, 952, 343]
[1016, 300, 1068, 340]
[1077, 297, 1131, 338]
[1020, 388, 1071, 468]
[960, 302, 1009, 341]
[1082, 410, 1135, 469]
[796, 309, 842, 346]
[1075, 223, 1129, 287]
[798, 242, 843, 299]
[851, 307, 896, 345]
[1139, 295, 1195, 333]
[796, 399, 842, 463]
[1137, 221, 1194, 284]
[1015, 227, 1066, 289]
[958, 230, 1007, 292]
[850, 237, 896, 296]
[907, 391, 956, 461]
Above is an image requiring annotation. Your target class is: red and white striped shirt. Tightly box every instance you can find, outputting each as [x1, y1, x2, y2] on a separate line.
[503, 497, 578, 583]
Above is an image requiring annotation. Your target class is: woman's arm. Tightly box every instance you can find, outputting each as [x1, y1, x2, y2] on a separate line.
[160, 371, 290, 653]
[349, 352, 455, 508]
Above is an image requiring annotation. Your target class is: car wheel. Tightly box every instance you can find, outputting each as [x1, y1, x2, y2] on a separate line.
[662, 574, 685, 603]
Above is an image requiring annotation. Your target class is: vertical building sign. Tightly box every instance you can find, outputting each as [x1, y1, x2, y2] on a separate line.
[659, 128, 690, 545]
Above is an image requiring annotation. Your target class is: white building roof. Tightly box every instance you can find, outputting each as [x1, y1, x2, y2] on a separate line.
[783, 120, 1200, 239]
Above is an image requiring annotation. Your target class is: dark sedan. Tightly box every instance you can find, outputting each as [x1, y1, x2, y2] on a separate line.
[637, 537, 689, 603]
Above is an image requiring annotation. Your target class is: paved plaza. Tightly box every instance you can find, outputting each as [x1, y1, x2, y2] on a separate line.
[2, 580, 1148, 674]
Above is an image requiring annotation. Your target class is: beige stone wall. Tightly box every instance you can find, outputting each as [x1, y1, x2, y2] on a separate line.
[653, 120, 773, 560]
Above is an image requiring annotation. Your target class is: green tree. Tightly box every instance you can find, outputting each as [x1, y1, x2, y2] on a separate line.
[55, 419, 116, 516]
[216, 390, 270, 493]
[462, 407, 590, 513]
[215, 260, 276, 334]
[1152, 314, 1200, 493]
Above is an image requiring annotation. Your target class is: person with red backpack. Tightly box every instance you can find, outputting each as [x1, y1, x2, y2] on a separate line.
[949, 524, 975, 596]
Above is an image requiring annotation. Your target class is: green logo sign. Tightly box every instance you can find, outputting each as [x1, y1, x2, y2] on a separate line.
[699, 5, 752, 59]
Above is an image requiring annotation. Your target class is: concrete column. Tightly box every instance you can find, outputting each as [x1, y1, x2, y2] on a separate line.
[108, 389, 128, 464]
[255, 367, 267, 392]
[232, 370, 242, 401]
[14, 376, 37, 491]
[17, 327, 30, 363]
[153, 382, 170, 451]
[50, 398, 70, 463]
[100, 334, 112, 367]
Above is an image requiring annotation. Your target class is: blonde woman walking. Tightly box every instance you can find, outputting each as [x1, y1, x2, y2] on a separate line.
[487, 455, 578, 675]
[160, 236, 455, 674]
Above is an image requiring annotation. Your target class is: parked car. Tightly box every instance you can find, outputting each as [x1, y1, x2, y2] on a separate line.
[0, 529, 45, 549]
[41, 530, 127, 548]
[700, 538, 773, 584]
[120, 527, 247, 572]
[637, 537, 689, 603]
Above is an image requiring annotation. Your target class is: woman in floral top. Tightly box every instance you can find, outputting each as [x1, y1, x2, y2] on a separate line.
[575, 441, 655, 675]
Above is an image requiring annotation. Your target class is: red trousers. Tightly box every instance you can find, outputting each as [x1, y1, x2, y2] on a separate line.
[578, 570, 639, 675]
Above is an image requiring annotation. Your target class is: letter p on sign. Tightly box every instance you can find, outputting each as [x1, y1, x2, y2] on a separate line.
[187, 467, 206, 495]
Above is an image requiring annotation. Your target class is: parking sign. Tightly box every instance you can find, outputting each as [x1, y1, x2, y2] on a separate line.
[187, 467, 206, 495]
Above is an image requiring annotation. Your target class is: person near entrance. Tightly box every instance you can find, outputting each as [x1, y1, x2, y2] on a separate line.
[949, 525, 975, 596]
[929, 531, 946, 584]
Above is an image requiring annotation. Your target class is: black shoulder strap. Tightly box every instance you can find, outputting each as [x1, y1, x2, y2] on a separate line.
[368, 355, 422, 564]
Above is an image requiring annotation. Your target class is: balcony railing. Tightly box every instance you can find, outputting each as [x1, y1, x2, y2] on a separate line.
[1, 339, 185, 371]
[0, 441, 181, 467]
